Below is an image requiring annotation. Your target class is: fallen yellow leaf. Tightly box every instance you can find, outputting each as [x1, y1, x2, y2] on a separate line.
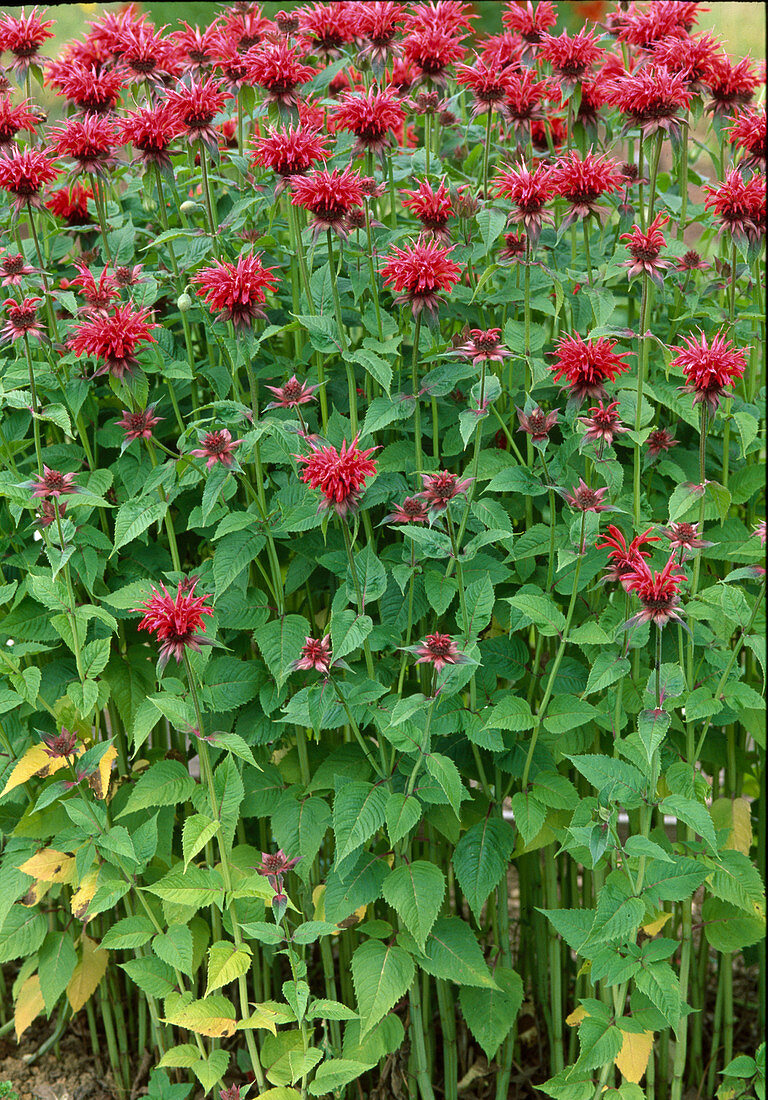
[15, 974, 45, 1040]
[615, 1029, 654, 1084]
[67, 934, 108, 1012]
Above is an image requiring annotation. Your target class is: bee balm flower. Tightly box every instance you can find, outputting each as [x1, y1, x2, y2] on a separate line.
[192, 253, 279, 327]
[380, 237, 462, 316]
[623, 553, 688, 630]
[550, 333, 631, 405]
[132, 580, 215, 669]
[295, 435, 378, 517]
[671, 330, 748, 413]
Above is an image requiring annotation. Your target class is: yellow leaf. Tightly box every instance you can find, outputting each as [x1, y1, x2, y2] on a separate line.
[19, 848, 76, 884]
[67, 934, 108, 1012]
[88, 744, 117, 801]
[615, 1030, 654, 1084]
[312, 885, 326, 920]
[642, 911, 673, 937]
[70, 868, 100, 922]
[165, 995, 237, 1038]
[19, 880, 51, 907]
[728, 797, 753, 855]
[1, 744, 68, 796]
[237, 1005, 282, 1036]
[15, 973, 45, 1040]
[566, 1005, 588, 1026]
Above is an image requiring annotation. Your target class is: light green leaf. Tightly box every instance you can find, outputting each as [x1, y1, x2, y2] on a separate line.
[459, 966, 523, 1060]
[351, 939, 414, 1037]
[452, 816, 515, 923]
[414, 917, 497, 989]
[382, 861, 445, 951]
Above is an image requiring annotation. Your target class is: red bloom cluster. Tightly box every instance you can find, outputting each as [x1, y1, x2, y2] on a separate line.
[67, 303, 158, 379]
[246, 40, 317, 107]
[46, 59, 126, 114]
[494, 160, 553, 243]
[251, 124, 329, 183]
[295, 435, 378, 517]
[132, 580, 215, 669]
[331, 88, 405, 153]
[549, 150, 624, 227]
[166, 78, 232, 147]
[0, 97, 39, 146]
[190, 429, 243, 468]
[623, 553, 687, 630]
[380, 237, 462, 316]
[671, 330, 748, 413]
[0, 146, 59, 213]
[727, 106, 767, 171]
[606, 64, 693, 139]
[539, 28, 604, 84]
[0, 7, 54, 72]
[2, 296, 44, 342]
[120, 103, 184, 170]
[49, 113, 119, 175]
[705, 54, 760, 115]
[455, 55, 518, 118]
[704, 169, 766, 243]
[550, 333, 631, 404]
[502, 1, 556, 49]
[597, 525, 659, 590]
[401, 177, 453, 238]
[619, 212, 670, 285]
[413, 632, 467, 672]
[45, 182, 93, 225]
[291, 165, 365, 238]
[192, 253, 280, 328]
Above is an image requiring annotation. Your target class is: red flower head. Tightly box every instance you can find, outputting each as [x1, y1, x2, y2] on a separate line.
[298, 2, 355, 57]
[251, 124, 330, 187]
[356, 1, 404, 65]
[670, 329, 748, 413]
[380, 236, 462, 316]
[454, 328, 510, 365]
[596, 524, 659, 590]
[192, 252, 279, 327]
[117, 405, 163, 446]
[502, 1, 557, 51]
[418, 469, 473, 513]
[705, 54, 760, 115]
[578, 399, 628, 449]
[166, 77, 232, 147]
[0, 6, 54, 72]
[207, 31, 251, 91]
[331, 88, 405, 154]
[539, 28, 604, 85]
[246, 39, 317, 106]
[46, 59, 127, 114]
[564, 478, 611, 513]
[412, 632, 467, 672]
[132, 579, 215, 670]
[265, 375, 319, 409]
[623, 552, 687, 630]
[550, 332, 631, 404]
[404, 1, 476, 36]
[403, 25, 466, 85]
[531, 113, 567, 152]
[499, 230, 528, 263]
[2, 295, 44, 342]
[676, 249, 709, 273]
[28, 465, 80, 500]
[502, 68, 552, 136]
[619, 212, 670, 286]
[385, 495, 430, 524]
[292, 635, 332, 674]
[170, 20, 221, 71]
[0, 96, 39, 146]
[549, 150, 625, 227]
[479, 32, 523, 73]
[120, 102, 184, 170]
[219, 6, 273, 52]
[67, 303, 158, 379]
[576, 77, 607, 130]
[290, 165, 365, 239]
[112, 22, 179, 83]
[494, 160, 553, 244]
[401, 177, 453, 238]
[0, 251, 35, 285]
[295, 435, 378, 517]
[455, 54, 518, 118]
[651, 31, 721, 90]
[41, 728, 79, 760]
[70, 259, 120, 313]
[190, 429, 243, 468]
[605, 64, 693, 140]
[49, 112, 119, 175]
[727, 105, 767, 171]
[45, 181, 93, 225]
[704, 169, 766, 244]
[0, 146, 59, 213]
[614, 1, 702, 48]
[660, 521, 712, 554]
[388, 55, 419, 92]
[646, 427, 678, 459]
[516, 405, 558, 442]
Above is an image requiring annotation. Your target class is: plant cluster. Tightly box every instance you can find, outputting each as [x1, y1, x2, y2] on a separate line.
[0, 2, 765, 1100]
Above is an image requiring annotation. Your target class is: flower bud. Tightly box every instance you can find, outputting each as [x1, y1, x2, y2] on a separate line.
[180, 200, 203, 215]
[177, 292, 192, 312]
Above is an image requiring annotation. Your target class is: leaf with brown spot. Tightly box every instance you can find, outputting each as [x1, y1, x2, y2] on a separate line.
[15, 973, 44, 1039]
[67, 934, 108, 1012]
[19, 848, 76, 884]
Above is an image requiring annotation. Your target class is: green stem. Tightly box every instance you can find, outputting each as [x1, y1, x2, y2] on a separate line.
[23, 334, 43, 476]
[327, 229, 357, 435]
[411, 312, 423, 473]
[633, 274, 651, 529]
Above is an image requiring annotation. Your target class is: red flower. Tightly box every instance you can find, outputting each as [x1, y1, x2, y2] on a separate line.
[623, 552, 687, 630]
[453, 328, 510, 365]
[265, 375, 319, 409]
[166, 77, 232, 147]
[251, 124, 329, 184]
[385, 495, 430, 524]
[380, 236, 462, 316]
[503, 68, 552, 135]
[455, 54, 518, 118]
[660, 521, 712, 553]
[576, 78, 606, 130]
[49, 112, 119, 175]
[0, 251, 35, 285]
[2, 296, 44, 342]
[675, 250, 709, 273]
[614, 1, 701, 48]
[116, 406, 163, 445]
[516, 405, 558, 442]
[29, 465, 80, 500]
[0, 146, 59, 213]
[67, 303, 158, 379]
[299, 2, 355, 57]
[0, 96, 39, 146]
[290, 165, 365, 239]
[704, 169, 766, 244]
[0, 6, 54, 72]
[41, 728, 79, 760]
[45, 181, 93, 225]
[413, 632, 467, 672]
[170, 21, 221, 71]
[295, 435, 378, 517]
[670, 329, 748, 413]
[388, 55, 419, 92]
[578, 399, 628, 448]
[705, 54, 760, 115]
[403, 26, 466, 84]
[69, 259, 120, 313]
[606, 64, 693, 139]
[549, 150, 625, 227]
[752, 521, 766, 547]
[619, 212, 670, 286]
[499, 230, 528, 262]
[192, 253, 279, 328]
[502, 1, 557, 49]
[401, 177, 453, 238]
[646, 427, 678, 458]
[550, 332, 631, 404]
[727, 106, 767, 171]
[531, 113, 567, 152]
[120, 102, 184, 169]
[256, 849, 301, 893]
[190, 429, 243, 468]
[539, 28, 604, 84]
[418, 469, 473, 512]
[494, 160, 553, 244]
[132, 579, 215, 670]
[596, 524, 659, 590]
[112, 22, 178, 83]
[293, 635, 332, 674]
[46, 59, 127, 114]
[331, 88, 405, 153]
[564, 478, 610, 513]
[218, 7, 273, 52]
[650, 31, 720, 89]
[404, 1, 476, 35]
[356, 1, 404, 64]
[245, 40, 317, 107]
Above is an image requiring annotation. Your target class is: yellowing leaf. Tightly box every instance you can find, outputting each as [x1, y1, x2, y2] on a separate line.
[237, 1005, 282, 1036]
[566, 1005, 588, 1026]
[205, 941, 252, 995]
[727, 797, 752, 855]
[615, 1029, 654, 1083]
[165, 994, 237, 1038]
[67, 934, 108, 1012]
[70, 869, 100, 922]
[19, 880, 50, 907]
[90, 744, 117, 801]
[15, 973, 44, 1040]
[1, 744, 68, 796]
[642, 911, 673, 937]
[312, 885, 326, 920]
[19, 848, 76, 884]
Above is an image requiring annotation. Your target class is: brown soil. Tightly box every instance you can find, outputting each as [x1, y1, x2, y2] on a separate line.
[0, 1021, 115, 1100]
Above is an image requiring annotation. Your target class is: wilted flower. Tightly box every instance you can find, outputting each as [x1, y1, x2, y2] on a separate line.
[385, 496, 429, 525]
[646, 427, 678, 458]
[419, 469, 473, 513]
[36, 499, 67, 529]
[671, 329, 748, 413]
[0, 251, 35, 285]
[660, 521, 712, 553]
[516, 405, 558, 443]
[116, 406, 163, 445]
[295, 435, 378, 517]
[412, 632, 467, 671]
[292, 636, 332, 674]
[132, 580, 215, 670]
[190, 429, 243, 469]
[498, 231, 528, 263]
[564, 478, 611, 513]
[41, 728, 79, 759]
[28, 466, 79, 500]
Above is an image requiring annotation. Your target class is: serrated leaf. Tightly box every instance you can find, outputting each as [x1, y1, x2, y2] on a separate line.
[452, 817, 515, 923]
[257, 614, 311, 687]
[153, 925, 194, 976]
[100, 915, 154, 950]
[14, 974, 44, 1040]
[206, 941, 252, 995]
[425, 753, 465, 816]
[164, 994, 237, 1037]
[659, 795, 717, 853]
[459, 966, 523, 1060]
[351, 938, 414, 1037]
[67, 935, 108, 1012]
[333, 781, 388, 865]
[145, 865, 225, 912]
[511, 791, 546, 845]
[330, 609, 373, 660]
[382, 861, 445, 951]
[117, 760, 195, 817]
[112, 497, 167, 553]
[415, 917, 497, 988]
[385, 793, 422, 846]
[183, 814, 220, 870]
[39, 931, 78, 1013]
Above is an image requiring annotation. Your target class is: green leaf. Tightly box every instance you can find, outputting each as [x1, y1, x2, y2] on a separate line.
[659, 795, 717, 854]
[463, 576, 495, 638]
[507, 590, 565, 635]
[452, 817, 515, 924]
[634, 961, 681, 1029]
[206, 941, 252, 995]
[330, 609, 373, 660]
[584, 875, 645, 947]
[202, 657, 261, 711]
[272, 796, 330, 882]
[459, 967, 524, 1060]
[120, 955, 177, 1000]
[153, 925, 194, 976]
[101, 916, 154, 951]
[702, 897, 765, 952]
[565, 755, 646, 807]
[117, 760, 195, 818]
[112, 498, 168, 553]
[0, 906, 47, 964]
[351, 939, 414, 1037]
[425, 753, 465, 817]
[213, 529, 264, 597]
[544, 695, 598, 734]
[487, 695, 535, 731]
[584, 653, 631, 696]
[511, 791, 546, 846]
[323, 852, 389, 925]
[39, 931, 78, 1012]
[308, 1059, 370, 1095]
[349, 347, 392, 395]
[637, 708, 671, 764]
[145, 865, 225, 912]
[257, 615, 311, 687]
[414, 917, 497, 988]
[190, 1049, 229, 1093]
[385, 793, 422, 846]
[382, 861, 445, 951]
[539, 908, 595, 954]
[333, 782, 388, 866]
